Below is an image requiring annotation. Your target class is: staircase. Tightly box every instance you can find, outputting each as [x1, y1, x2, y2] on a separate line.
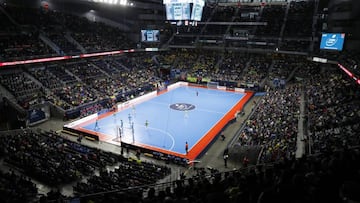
[295, 84, 306, 159]
[0, 6, 21, 27]
[0, 84, 17, 103]
[39, 33, 62, 55]
[195, 5, 218, 44]
[65, 32, 86, 54]
[310, 0, 320, 53]
[278, 2, 291, 47]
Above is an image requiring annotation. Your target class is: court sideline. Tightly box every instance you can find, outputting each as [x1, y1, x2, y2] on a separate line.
[184, 96, 262, 176]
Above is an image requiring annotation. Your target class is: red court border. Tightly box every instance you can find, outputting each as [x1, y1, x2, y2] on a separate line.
[187, 90, 253, 160]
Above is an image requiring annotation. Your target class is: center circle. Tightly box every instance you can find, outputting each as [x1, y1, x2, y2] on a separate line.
[170, 103, 196, 111]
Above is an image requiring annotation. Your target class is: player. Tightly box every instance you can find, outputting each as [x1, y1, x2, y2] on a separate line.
[132, 105, 136, 116]
[131, 122, 135, 135]
[184, 110, 189, 119]
[128, 113, 132, 125]
[118, 127, 122, 138]
[94, 119, 99, 130]
[196, 91, 198, 96]
[113, 113, 117, 124]
[185, 142, 189, 154]
[145, 120, 149, 128]
[131, 122, 135, 143]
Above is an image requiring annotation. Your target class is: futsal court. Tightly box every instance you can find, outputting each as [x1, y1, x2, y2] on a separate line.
[64, 82, 253, 160]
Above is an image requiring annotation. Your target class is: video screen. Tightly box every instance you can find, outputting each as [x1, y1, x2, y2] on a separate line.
[320, 33, 345, 51]
[166, 3, 191, 21]
[141, 30, 160, 42]
[190, 1, 204, 21]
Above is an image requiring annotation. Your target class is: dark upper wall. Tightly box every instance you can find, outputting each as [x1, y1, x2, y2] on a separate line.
[47, 0, 165, 30]
[2, 0, 165, 24]
[328, 0, 360, 19]
[327, 0, 360, 50]
[1, 0, 41, 8]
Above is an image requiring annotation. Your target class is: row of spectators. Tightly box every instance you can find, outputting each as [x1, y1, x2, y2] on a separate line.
[234, 55, 360, 166]
[0, 129, 171, 202]
[71, 145, 360, 203]
[214, 52, 249, 83]
[0, 56, 143, 110]
[0, 71, 45, 109]
[240, 83, 300, 163]
[267, 55, 303, 83]
[305, 67, 360, 154]
[185, 51, 221, 81]
[54, 84, 100, 108]
[0, 130, 112, 185]
[0, 33, 56, 60]
[239, 54, 271, 89]
[164, 50, 271, 89]
[1, 51, 278, 112]
[73, 156, 171, 197]
[6, 49, 358, 123]
[0, 169, 38, 203]
[46, 32, 81, 55]
[79, 103, 105, 118]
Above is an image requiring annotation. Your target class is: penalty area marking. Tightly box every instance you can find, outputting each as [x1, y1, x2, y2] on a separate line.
[144, 126, 176, 151]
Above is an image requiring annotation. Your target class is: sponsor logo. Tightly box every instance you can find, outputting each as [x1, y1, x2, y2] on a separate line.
[325, 34, 338, 47]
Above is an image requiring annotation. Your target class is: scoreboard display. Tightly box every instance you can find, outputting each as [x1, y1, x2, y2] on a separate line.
[164, 0, 204, 22]
[166, 3, 191, 20]
[191, 0, 204, 21]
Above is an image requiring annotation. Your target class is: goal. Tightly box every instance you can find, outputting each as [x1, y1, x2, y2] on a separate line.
[207, 81, 219, 89]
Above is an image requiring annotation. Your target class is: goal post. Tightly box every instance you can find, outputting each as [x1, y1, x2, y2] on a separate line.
[207, 81, 219, 89]
[156, 81, 168, 95]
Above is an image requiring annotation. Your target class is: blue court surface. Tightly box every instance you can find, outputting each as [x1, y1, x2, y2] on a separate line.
[72, 84, 249, 159]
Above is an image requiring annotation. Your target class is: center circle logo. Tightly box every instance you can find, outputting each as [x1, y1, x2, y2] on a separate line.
[170, 103, 195, 111]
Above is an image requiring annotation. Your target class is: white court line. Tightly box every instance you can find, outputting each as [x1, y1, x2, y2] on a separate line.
[95, 122, 176, 151]
[195, 108, 224, 115]
[184, 87, 238, 97]
[147, 100, 172, 106]
[147, 101, 225, 115]
[136, 125, 176, 151]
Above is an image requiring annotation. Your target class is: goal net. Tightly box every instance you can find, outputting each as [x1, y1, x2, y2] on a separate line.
[156, 81, 168, 95]
[207, 81, 219, 89]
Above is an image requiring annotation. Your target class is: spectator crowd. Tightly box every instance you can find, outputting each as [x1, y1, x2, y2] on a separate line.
[1, 1, 360, 203]
[0, 129, 171, 202]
